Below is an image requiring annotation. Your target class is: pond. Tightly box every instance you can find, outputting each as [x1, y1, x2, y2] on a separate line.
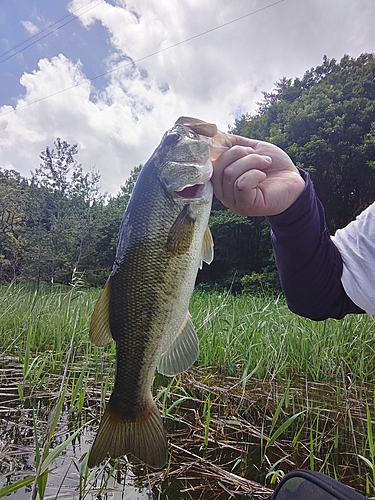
[0, 355, 373, 499]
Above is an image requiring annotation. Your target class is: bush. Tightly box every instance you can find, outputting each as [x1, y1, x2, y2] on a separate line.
[241, 270, 282, 296]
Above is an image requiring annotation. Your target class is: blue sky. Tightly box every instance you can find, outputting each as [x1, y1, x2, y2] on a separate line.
[0, 1, 110, 104]
[0, 0, 374, 195]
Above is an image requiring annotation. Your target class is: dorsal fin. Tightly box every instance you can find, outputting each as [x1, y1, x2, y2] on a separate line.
[89, 280, 113, 347]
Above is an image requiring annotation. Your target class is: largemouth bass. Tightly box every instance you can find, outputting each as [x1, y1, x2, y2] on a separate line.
[88, 117, 231, 469]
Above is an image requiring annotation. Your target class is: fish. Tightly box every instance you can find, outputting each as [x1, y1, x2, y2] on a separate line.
[87, 116, 232, 469]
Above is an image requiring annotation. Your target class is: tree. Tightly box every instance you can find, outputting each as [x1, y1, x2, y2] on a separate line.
[27, 138, 103, 286]
[30, 138, 78, 284]
[233, 53, 375, 232]
[198, 209, 274, 291]
[0, 170, 29, 282]
[2, 54, 375, 291]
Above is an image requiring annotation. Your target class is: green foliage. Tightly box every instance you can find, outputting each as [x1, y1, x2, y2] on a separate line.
[199, 208, 274, 290]
[27, 138, 104, 286]
[0, 169, 29, 282]
[0, 141, 142, 286]
[233, 53, 375, 232]
[190, 289, 375, 383]
[1, 53, 375, 285]
[1, 285, 375, 497]
[241, 270, 281, 296]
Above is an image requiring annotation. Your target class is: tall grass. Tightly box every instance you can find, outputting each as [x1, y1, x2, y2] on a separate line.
[0, 284, 108, 499]
[190, 290, 375, 383]
[0, 284, 96, 352]
[1, 284, 375, 497]
[2, 284, 375, 385]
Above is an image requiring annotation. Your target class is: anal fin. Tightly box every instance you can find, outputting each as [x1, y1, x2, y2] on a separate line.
[157, 313, 199, 376]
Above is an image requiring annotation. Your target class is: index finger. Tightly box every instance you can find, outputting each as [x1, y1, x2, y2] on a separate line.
[211, 145, 255, 203]
[229, 134, 262, 148]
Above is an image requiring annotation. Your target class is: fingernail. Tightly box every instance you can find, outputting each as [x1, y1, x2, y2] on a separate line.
[236, 177, 245, 190]
[262, 155, 272, 164]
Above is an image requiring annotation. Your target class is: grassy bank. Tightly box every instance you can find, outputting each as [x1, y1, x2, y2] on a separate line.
[1, 284, 375, 498]
[2, 284, 375, 383]
[191, 289, 375, 383]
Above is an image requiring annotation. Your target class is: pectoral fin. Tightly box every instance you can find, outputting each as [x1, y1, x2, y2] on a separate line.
[166, 204, 195, 256]
[157, 313, 199, 376]
[200, 226, 214, 268]
[89, 279, 113, 347]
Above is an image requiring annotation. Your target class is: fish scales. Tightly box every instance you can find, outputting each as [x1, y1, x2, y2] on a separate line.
[108, 192, 197, 408]
[88, 117, 231, 469]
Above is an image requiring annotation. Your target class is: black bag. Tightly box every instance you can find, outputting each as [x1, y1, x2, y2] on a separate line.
[271, 470, 367, 500]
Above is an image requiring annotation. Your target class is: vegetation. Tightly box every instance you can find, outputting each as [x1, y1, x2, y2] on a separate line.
[232, 53, 375, 232]
[1, 52, 375, 496]
[1, 53, 375, 291]
[0, 141, 142, 288]
[1, 285, 375, 498]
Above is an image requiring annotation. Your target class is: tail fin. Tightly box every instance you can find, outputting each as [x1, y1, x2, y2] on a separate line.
[87, 398, 168, 469]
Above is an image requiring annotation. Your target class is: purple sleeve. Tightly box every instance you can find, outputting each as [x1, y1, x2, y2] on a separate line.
[267, 169, 364, 320]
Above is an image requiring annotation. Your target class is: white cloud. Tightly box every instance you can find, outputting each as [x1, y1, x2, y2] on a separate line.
[1, 0, 375, 195]
[20, 20, 40, 36]
[0, 53, 183, 195]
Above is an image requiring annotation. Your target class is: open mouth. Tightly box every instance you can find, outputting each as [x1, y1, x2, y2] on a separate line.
[174, 184, 205, 199]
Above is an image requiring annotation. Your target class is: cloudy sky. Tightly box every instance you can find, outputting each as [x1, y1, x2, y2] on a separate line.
[0, 0, 374, 196]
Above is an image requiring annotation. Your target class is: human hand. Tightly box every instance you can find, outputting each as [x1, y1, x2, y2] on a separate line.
[211, 135, 305, 216]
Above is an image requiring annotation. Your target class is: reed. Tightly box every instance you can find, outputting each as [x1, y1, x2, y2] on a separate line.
[191, 290, 375, 383]
[1, 284, 375, 498]
[0, 284, 100, 499]
[2, 285, 375, 384]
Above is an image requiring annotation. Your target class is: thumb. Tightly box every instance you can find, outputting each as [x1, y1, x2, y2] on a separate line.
[235, 169, 267, 193]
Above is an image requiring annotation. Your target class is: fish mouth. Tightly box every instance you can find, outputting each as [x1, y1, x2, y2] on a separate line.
[174, 183, 208, 199]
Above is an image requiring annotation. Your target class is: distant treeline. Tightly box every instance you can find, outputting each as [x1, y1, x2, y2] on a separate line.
[1, 53, 375, 291]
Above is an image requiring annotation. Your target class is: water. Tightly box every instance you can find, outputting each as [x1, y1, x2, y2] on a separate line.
[0, 357, 373, 499]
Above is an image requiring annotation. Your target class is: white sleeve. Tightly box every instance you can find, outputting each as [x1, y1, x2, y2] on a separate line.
[331, 201, 375, 315]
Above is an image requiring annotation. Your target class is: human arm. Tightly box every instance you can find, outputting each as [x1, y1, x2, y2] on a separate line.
[211, 135, 305, 217]
[331, 201, 375, 316]
[268, 169, 364, 319]
[212, 136, 364, 319]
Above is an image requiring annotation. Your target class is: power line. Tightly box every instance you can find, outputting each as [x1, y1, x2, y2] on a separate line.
[0, 0, 105, 64]
[0, 0, 285, 117]
[0, 0, 94, 59]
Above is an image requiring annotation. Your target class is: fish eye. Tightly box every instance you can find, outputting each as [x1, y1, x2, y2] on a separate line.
[187, 131, 199, 139]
